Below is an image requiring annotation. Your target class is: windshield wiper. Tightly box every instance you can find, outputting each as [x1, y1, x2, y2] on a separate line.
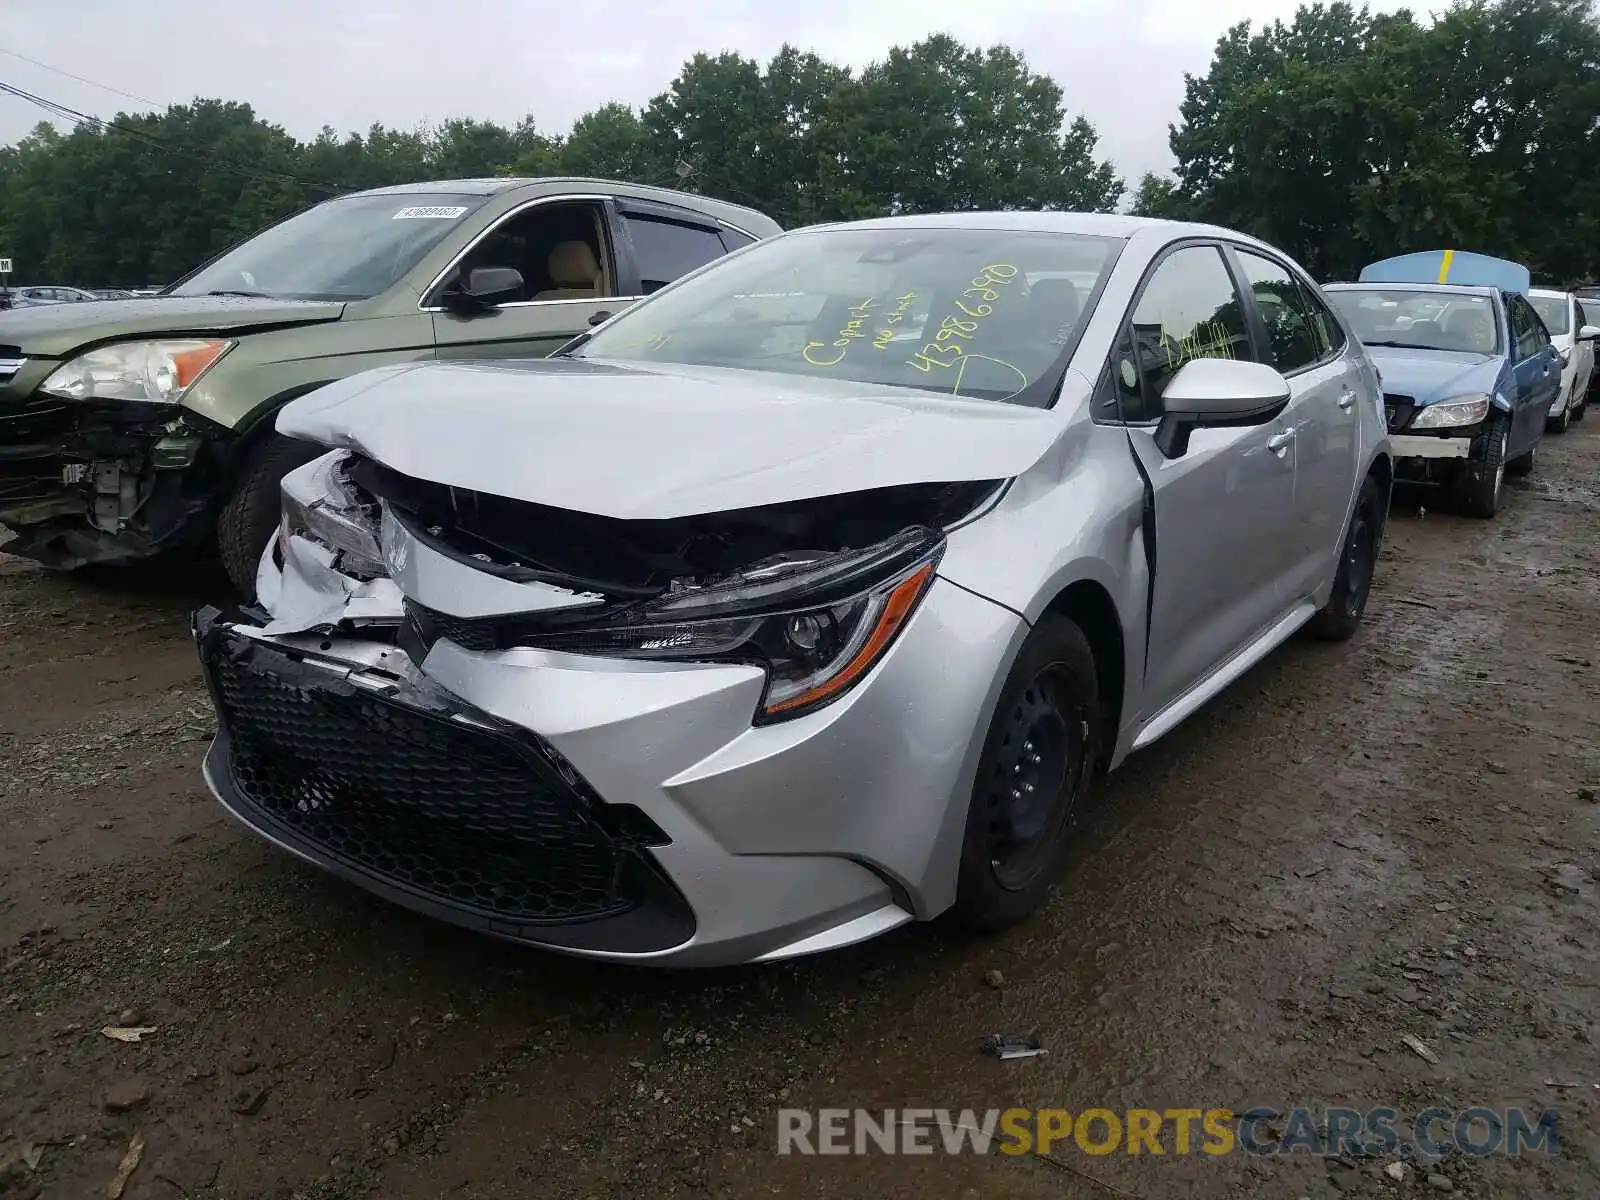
[205, 289, 274, 298]
[1362, 339, 1438, 351]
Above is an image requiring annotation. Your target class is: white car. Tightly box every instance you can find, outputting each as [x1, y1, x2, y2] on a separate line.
[1529, 288, 1599, 432]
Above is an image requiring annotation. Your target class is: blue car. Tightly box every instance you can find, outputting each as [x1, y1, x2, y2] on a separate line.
[1324, 251, 1562, 517]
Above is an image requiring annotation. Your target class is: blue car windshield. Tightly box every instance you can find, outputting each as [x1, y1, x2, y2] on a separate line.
[1326, 288, 1500, 355]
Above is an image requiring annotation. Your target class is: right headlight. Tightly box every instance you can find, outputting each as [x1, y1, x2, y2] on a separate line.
[279, 452, 386, 578]
[524, 527, 943, 723]
[1411, 393, 1491, 429]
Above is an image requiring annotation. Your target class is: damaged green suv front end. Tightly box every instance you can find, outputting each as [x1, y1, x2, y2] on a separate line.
[0, 296, 356, 568]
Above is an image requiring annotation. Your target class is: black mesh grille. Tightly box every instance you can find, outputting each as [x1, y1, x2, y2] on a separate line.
[404, 600, 499, 652]
[202, 633, 671, 926]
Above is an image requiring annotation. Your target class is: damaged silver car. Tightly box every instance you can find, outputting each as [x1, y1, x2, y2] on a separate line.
[194, 213, 1392, 966]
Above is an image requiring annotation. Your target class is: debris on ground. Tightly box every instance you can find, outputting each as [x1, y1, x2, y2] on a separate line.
[104, 1130, 144, 1200]
[981, 1033, 1045, 1061]
[100, 1026, 157, 1044]
[982, 969, 1005, 989]
[1400, 1033, 1439, 1064]
[103, 1079, 150, 1113]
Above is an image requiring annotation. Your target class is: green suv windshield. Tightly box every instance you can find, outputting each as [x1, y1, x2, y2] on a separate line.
[576, 226, 1123, 405]
[168, 192, 491, 301]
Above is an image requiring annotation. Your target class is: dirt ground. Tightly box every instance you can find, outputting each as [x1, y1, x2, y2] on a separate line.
[2, 424, 1598, 1200]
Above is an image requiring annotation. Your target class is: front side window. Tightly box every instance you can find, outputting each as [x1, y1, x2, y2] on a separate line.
[170, 192, 492, 301]
[576, 226, 1124, 406]
[1325, 288, 1501, 355]
[1236, 250, 1323, 373]
[1529, 294, 1571, 336]
[1511, 296, 1548, 358]
[1111, 244, 1253, 423]
[624, 215, 728, 293]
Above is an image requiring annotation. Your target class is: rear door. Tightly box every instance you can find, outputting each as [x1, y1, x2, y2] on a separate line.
[1114, 242, 1302, 720]
[1229, 246, 1362, 598]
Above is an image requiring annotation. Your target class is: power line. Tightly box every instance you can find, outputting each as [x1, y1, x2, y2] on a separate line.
[0, 46, 164, 109]
[0, 78, 347, 195]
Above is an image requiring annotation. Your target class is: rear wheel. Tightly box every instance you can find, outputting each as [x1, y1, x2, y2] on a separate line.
[1451, 416, 1508, 518]
[218, 433, 325, 600]
[1306, 474, 1384, 642]
[949, 614, 1099, 931]
[1573, 393, 1587, 423]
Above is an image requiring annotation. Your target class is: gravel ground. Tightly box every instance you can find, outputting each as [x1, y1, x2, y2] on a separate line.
[2, 422, 1598, 1200]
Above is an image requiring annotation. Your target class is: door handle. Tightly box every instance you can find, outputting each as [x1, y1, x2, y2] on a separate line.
[1337, 390, 1356, 412]
[1267, 429, 1296, 454]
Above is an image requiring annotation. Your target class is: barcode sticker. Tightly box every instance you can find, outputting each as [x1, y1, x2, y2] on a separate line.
[392, 206, 470, 220]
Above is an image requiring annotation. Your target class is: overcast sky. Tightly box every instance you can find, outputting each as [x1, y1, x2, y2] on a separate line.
[0, 0, 1406, 186]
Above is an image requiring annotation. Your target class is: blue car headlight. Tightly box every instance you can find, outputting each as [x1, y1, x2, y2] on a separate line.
[1411, 393, 1491, 429]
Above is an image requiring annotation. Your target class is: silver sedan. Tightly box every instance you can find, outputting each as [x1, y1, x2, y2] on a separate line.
[194, 212, 1392, 966]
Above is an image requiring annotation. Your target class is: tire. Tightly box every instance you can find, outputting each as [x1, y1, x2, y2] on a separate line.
[949, 614, 1100, 931]
[1306, 474, 1384, 642]
[1573, 395, 1587, 423]
[1451, 416, 1509, 519]
[1547, 398, 1570, 434]
[218, 433, 325, 600]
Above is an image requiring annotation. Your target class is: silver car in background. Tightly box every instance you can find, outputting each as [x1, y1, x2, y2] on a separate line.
[194, 213, 1392, 966]
[1528, 286, 1599, 432]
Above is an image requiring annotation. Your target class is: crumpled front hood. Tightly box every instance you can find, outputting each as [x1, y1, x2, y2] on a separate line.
[276, 357, 1071, 519]
[1366, 346, 1502, 406]
[0, 295, 346, 358]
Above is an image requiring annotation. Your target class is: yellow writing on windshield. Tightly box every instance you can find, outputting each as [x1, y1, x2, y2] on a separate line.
[803, 296, 878, 366]
[872, 291, 920, 350]
[906, 264, 1019, 373]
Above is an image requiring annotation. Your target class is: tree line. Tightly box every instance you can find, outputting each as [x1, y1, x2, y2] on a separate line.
[1, 0, 1596, 289]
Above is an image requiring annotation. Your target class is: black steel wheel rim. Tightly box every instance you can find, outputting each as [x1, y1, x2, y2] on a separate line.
[983, 665, 1085, 891]
[1343, 505, 1376, 618]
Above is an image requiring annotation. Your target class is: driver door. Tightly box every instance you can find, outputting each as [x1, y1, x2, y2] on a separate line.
[428, 198, 625, 361]
[1113, 243, 1302, 720]
[1507, 294, 1558, 451]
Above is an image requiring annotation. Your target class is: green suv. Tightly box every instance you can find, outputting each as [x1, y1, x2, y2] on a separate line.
[0, 177, 781, 595]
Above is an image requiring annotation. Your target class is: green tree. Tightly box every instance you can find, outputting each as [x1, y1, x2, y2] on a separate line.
[816, 36, 1123, 219]
[555, 102, 668, 182]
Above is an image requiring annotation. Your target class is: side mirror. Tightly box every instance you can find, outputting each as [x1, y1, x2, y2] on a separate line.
[1578, 324, 1600, 343]
[1154, 358, 1293, 459]
[440, 266, 525, 313]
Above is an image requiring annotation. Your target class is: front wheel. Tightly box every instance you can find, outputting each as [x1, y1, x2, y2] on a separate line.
[1547, 398, 1571, 434]
[949, 614, 1100, 931]
[218, 433, 326, 600]
[1306, 474, 1384, 641]
[1451, 417, 1508, 519]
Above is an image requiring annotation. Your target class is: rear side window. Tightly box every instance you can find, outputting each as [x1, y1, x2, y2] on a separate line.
[1235, 250, 1324, 372]
[720, 228, 757, 252]
[1111, 244, 1253, 423]
[623, 215, 727, 293]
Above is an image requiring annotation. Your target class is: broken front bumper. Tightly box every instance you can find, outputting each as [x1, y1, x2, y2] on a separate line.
[0, 392, 226, 566]
[193, 558, 1027, 966]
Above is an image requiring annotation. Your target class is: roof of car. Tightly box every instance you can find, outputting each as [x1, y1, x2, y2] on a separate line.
[342, 176, 776, 222]
[1323, 281, 1500, 296]
[1528, 287, 1570, 300]
[791, 211, 1245, 240]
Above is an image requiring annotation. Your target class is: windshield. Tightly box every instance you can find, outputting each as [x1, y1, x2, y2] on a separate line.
[1529, 294, 1570, 335]
[575, 226, 1124, 405]
[168, 192, 491, 301]
[1326, 288, 1501, 355]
